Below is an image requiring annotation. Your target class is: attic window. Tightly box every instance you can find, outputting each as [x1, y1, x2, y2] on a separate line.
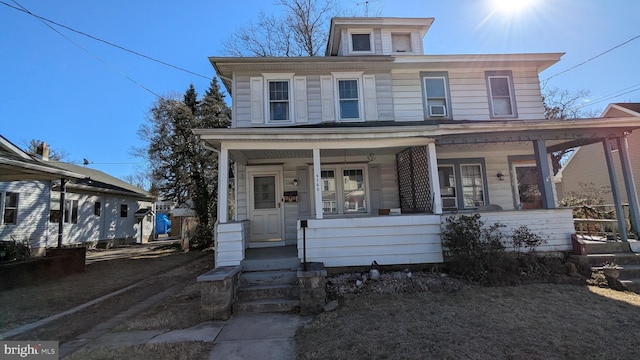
[350, 32, 373, 53]
[392, 33, 412, 53]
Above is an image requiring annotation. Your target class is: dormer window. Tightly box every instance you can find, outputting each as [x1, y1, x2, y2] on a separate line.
[391, 33, 412, 53]
[349, 30, 374, 53]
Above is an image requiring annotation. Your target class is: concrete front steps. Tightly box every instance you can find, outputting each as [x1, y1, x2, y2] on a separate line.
[234, 254, 301, 314]
[575, 238, 640, 294]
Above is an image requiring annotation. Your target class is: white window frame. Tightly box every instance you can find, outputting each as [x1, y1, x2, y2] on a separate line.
[391, 32, 412, 53]
[348, 29, 374, 54]
[333, 72, 365, 122]
[262, 73, 295, 124]
[1, 192, 18, 225]
[459, 163, 485, 209]
[438, 159, 489, 211]
[486, 70, 518, 118]
[315, 164, 370, 216]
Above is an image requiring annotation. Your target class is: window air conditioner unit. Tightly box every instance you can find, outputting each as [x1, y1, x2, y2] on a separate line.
[429, 104, 447, 117]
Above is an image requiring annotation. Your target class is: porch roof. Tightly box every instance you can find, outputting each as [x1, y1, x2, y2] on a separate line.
[193, 116, 640, 151]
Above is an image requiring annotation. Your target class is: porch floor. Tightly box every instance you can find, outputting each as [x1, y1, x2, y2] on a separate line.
[245, 245, 298, 260]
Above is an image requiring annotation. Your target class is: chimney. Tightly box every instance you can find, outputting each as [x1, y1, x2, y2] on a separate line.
[36, 142, 49, 161]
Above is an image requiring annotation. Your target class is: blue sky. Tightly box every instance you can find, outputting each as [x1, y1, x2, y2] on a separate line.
[1, 0, 639, 182]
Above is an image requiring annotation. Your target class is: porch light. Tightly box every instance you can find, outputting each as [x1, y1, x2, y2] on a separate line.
[293, 179, 298, 186]
[496, 171, 505, 181]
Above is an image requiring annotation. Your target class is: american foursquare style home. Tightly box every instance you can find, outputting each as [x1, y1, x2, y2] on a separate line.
[194, 17, 640, 270]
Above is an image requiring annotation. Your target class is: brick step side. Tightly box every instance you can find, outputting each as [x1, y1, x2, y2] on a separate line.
[233, 298, 300, 314]
[619, 279, 640, 294]
[236, 284, 300, 302]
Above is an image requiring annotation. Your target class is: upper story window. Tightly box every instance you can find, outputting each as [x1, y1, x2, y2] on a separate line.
[268, 80, 290, 121]
[2, 192, 18, 225]
[391, 33, 412, 53]
[422, 72, 452, 120]
[333, 72, 365, 122]
[349, 30, 374, 53]
[486, 70, 517, 118]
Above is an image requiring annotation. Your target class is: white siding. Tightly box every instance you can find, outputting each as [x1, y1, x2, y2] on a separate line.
[392, 68, 545, 122]
[477, 209, 574, 252]
[236, 162, 247, 220]
[0, 181, 50, 250]
[215, 221, 247, 266]
[298, 215, 443, 267]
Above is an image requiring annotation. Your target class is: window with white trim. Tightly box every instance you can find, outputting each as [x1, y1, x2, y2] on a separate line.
[268, 80, 290, 122]
[49, 199, 78, 223]
[1, 192, 18, 225]
[391, 33, 412, 53]
[320, 165, 368, 215]
[349, 31, 373, 53]
[486, 70, 517, 118]
[333, 72, 365, 122]
[422, 72, 452, 120]
[438, 159, 488, 210]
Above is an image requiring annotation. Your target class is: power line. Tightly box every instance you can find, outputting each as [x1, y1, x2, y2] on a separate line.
[572, 85, 640, 111]
[2, 0, 212, 80]
[542, 33, 640, 84]
[7, 0, 164, 99]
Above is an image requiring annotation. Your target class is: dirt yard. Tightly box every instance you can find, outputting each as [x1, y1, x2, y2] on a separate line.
[0, 243, 212, 342]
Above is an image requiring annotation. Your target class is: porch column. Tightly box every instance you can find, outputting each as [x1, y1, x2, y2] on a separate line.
[426, 142, 442, 214]
[532, 139, 555, 209]
[312, 148, 323, 219]
[616, 136, 640, 239]
[603, 138, 628, 241]
[218, 145, 229, 224]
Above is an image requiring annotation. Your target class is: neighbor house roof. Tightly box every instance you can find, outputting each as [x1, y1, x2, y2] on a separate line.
[49, 161, 153, 200]
[0, 135, 85, 181]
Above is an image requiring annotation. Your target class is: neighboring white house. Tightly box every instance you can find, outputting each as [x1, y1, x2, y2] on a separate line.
[194, 17, 640, 268]
[0, 140, 155, 256]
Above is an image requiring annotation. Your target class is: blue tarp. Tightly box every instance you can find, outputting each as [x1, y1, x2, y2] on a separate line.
[155, 213, 171, 234]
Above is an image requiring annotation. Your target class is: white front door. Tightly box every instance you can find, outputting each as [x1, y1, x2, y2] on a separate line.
[248, 168, 283, 246]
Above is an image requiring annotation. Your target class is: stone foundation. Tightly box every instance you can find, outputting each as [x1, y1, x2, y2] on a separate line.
[297, 262, 327, 315]
[197, 265, 241, 320]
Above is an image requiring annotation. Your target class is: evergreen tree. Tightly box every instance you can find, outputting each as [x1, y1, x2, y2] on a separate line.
[137, 80, 230, 248]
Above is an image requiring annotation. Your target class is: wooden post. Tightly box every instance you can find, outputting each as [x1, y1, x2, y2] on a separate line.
[313, 148, 323, 219]
[218, 146, 229, 224]
[616, 136, 640, 239]
[427, 142, 442, 214]
[603, 138, 628, 241]
[57, 178, 67, 248]
[533, 139, 555, 209]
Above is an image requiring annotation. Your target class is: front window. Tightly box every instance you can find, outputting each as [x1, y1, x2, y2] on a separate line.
[351, 33, 372, 52]
[64, 199, 79, 224]
[423, 73, 451, 119]
[320, 166, 368, 215]
[338, 79, 360, 120]
[438, 160, 488, 210]
[268, 80, 289, 121]
[486, 71, 517, 118]
[2, 192, 18, 225]
[120, 204, 128, 217]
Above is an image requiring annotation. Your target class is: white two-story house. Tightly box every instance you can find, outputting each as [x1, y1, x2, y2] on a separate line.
[195, 17, 640, 268]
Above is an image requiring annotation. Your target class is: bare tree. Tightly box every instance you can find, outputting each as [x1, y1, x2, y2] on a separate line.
[543, 87, 601, 174]
[223, 0, 340, 57]
[24, 139, 68, 161]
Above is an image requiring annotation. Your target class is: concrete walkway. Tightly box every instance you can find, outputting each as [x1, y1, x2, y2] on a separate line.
[61, 313, 311, 359]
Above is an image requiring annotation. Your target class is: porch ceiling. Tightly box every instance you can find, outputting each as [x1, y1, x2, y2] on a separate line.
[231, 147, 406, 160]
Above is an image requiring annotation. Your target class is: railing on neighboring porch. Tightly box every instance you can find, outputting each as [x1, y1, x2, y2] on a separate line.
[569, 204, 634, 239]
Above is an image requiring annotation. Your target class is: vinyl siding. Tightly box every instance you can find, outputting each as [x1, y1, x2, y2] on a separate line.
[0, 181, 50, 250]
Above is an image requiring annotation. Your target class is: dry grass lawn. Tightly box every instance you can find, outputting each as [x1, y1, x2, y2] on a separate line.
[296, 284, 640, 360]
[66, 341, 211, 360]
[0, 246, 211, 333]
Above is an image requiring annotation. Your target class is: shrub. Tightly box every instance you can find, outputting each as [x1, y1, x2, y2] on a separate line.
[189, 223, 213, 250]
[442, 214, 509, 284]
[511, 225, 548, 253]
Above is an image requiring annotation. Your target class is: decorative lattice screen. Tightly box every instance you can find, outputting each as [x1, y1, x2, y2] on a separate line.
[396, 147, 432, 213]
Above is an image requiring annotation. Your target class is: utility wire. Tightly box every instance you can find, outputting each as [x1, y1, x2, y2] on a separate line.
[572, 85, 640, 111]
[2, 0, 212, 81]
[8, 0, 165, 99]
[542, 33, 640, 84]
